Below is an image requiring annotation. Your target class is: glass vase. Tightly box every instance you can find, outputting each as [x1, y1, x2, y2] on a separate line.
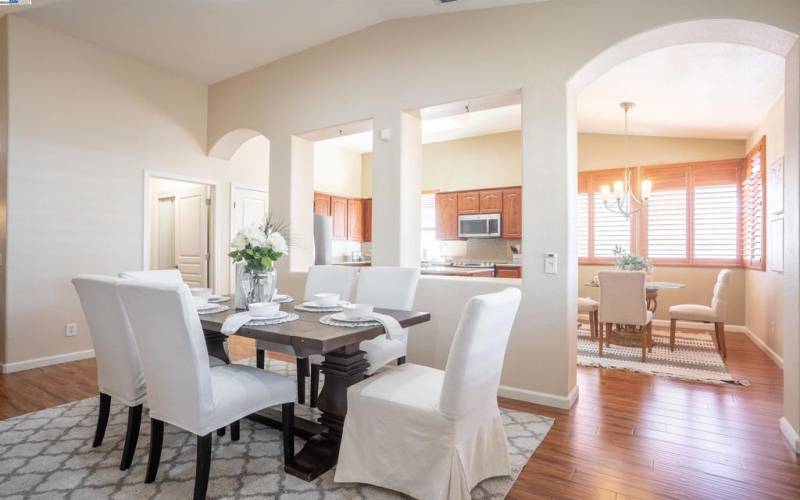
[242, 269, 277, 307]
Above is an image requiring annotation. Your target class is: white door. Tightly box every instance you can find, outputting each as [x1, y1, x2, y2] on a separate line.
[231, 186, 268, 289]
[156, 196, 176, 270]
[175, 186, 209, 287]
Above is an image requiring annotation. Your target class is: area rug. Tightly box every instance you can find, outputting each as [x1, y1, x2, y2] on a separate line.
[577, 324, 749, 386]
[0, 358, 554, 499]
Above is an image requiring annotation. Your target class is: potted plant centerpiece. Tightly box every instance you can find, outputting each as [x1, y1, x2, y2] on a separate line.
[612, 246, 653, 277]
[229, 216, 289, 309]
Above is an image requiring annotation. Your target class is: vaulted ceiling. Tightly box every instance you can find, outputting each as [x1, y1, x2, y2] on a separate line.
[17, 0, 547, 83]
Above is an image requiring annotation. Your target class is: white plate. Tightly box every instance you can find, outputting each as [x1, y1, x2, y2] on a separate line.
[250, 310, 289, 321]
[196, 303, 217, 311]
[304, 300, 349, 309]
[207, 295, 228, 303]
[330, 312, 375, 323]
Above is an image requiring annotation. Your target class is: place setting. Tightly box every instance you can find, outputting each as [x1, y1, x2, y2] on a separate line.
[294, 292, 350, 312]
[190, 287, 230, 315]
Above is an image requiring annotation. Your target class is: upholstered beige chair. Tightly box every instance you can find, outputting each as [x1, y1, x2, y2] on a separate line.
[598, 271, 653, 360]
[668, 269, 731, 359]
[578, 297, 599, 339]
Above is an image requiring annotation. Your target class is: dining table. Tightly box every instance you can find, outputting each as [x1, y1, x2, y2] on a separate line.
[199, 300, 431, 481]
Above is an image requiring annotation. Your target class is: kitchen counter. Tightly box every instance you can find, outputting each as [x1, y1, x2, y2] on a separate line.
[495, 262, 522, 268]
[331, 259, 371, 266]
[421, 266, 494, 277]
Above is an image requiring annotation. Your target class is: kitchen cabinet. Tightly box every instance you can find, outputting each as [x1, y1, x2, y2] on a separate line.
[436, 192, 459, 240]
[502, 188, 522, 239]
[363, 198, 372, 242]
[457, 191, 480, 214]
[347, 198, 364, 242]
[495, 265, 521, 278]
[314, 193, 331, 216]
[479, 190, 503, 213]
[331, 196, 348, 240]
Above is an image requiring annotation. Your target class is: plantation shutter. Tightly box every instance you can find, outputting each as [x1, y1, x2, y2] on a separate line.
[643, 166, 688, 263]
[590, 169, 633, 259]
[742, 138, 766, 270]
[693, 162, 740, 262]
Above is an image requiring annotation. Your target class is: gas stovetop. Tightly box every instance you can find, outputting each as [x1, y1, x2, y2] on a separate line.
[451, 261, 496, 269]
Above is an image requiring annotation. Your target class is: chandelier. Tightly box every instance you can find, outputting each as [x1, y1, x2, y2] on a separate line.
[600, 102, 652, 219]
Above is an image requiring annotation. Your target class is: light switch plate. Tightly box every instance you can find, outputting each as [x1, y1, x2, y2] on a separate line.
[545, 253, 558, 274]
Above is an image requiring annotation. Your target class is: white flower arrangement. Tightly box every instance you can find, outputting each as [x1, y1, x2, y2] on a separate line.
[229, 216, 290, 274]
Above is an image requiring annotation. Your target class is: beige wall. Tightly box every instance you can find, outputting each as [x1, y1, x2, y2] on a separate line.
[1, 17, 265, 367]
[745, 95, 786, 358]
[362, 130, 522, 196]
[314, 142, 364, 198]
[0, 17, 7, 365]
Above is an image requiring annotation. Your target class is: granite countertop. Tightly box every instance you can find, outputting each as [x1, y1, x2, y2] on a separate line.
[495, 262, 522, 268]
[331, 259, 372, 266]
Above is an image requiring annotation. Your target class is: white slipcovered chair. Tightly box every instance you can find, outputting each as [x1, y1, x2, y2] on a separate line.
[578, 296, 599, 339]
[119, 269, 183, 284]
[598, 271, 653, 361]
[255, 265, 359, 406]
[669, 269, 731, 359]
[72, 274, 146, 471]
[117, 279, 296, 500]
[334, 287, 522, 499]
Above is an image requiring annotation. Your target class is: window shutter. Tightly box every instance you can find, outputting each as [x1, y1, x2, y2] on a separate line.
[647, 189, 687, 260]
[420, 193, 436, 230]
[593, 193, 630, 257]
[694, 184, 738, 260]
[742, 138, 766, 269]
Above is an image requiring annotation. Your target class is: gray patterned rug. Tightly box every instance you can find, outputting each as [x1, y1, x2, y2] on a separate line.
[577, 324, 749, 385]
[0, 359, 553, 499]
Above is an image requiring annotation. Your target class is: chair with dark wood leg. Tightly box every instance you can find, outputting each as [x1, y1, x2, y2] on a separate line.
[668, 269, 731, 360]
[597, 271, 652, 361]
[73, 275, 148, 471]
[578, 297, 599, 339]
[118, 279, 296, 500]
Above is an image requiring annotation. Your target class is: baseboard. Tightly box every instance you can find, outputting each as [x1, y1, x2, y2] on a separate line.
[740, 327, 784, 368]
[499, 383, 578, 409]
[1, 349, 95, 374]
[780, 417, 800, 453]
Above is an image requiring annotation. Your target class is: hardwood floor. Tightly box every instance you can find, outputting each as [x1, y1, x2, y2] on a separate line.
[1, 328, 797, 499]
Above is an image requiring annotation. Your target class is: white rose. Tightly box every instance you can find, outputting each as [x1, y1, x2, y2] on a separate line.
[266, 231, 288, 255]
[231, 231, 248, 251]
[243, 224, 267, 248]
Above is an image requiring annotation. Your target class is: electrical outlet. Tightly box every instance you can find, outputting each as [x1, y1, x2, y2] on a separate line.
[65, 323, 78, 337]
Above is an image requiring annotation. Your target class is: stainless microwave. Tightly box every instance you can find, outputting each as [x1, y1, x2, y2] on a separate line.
[458, 213, 501, 238]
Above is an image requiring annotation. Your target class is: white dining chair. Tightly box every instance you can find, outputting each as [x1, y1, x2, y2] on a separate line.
[117, 279, 296, 500]
[598, 270, 653, 361]
[254, 265, 359, 407]
[307, 266, 419, 402]
[334, 287, 522, 499]
[669, 269, 731, 359]
[72, 274, 147, 471]
[120, 269, 184, 284]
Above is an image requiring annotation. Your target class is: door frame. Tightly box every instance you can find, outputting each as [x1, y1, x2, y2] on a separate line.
[229, 182, 269, 291]
[142, 170, 222, 291]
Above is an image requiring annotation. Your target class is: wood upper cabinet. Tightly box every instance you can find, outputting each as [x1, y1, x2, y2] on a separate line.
[457, 191, 480, 214]
[502, 188, 522, 239]
[330, 196, 348, 240]
[347, 199, 364, 242]
[436, 192, 459, 240]
[314, 193, 331, 216]
[363, 198, 372, 242]
[479, 190, 503, 213]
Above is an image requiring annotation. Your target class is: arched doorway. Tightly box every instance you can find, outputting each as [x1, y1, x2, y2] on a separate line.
[567, 19, 800, 451]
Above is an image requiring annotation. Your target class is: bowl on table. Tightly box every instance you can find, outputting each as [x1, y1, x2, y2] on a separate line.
[192, 295, 210, 308]
[190, 287, 213, 297]
[341, 303, 374, 320]
[248, 301, 281, 317]
[313, 293, 340, 307]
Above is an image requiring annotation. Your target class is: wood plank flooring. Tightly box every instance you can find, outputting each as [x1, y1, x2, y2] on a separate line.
[0, 327, 797, 499]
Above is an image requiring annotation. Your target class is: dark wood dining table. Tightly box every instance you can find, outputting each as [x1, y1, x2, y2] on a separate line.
[199, 301, 431, 481]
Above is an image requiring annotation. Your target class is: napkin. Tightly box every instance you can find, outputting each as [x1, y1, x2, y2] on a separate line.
[221, 312, 252, 335]
[370, 312, 403, 340]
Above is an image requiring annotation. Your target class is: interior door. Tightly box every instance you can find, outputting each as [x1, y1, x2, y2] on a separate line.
[175, 186, 209, 287]
[156, 196, 176, 270]
[231, 186, 268, 289]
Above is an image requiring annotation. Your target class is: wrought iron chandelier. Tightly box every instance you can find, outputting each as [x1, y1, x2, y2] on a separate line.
[600, 102, 652, 219]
